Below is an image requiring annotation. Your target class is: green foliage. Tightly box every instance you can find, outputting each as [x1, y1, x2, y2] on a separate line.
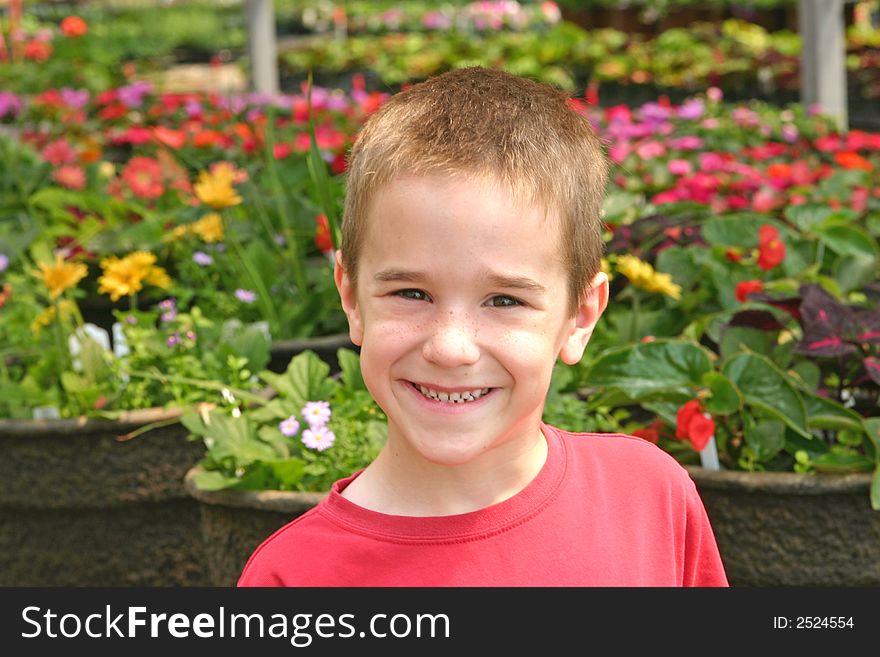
[186, 349, 386, 492]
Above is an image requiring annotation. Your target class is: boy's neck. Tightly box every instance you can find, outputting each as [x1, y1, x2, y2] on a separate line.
[340, 428, 549, 517]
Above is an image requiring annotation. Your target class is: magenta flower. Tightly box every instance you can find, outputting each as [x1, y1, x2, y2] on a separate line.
[668, 159, 693, 176]
[193, 251, 213, 266]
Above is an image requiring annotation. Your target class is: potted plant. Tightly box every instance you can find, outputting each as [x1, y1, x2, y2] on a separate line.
[183, 348, 386, 586]
[0, 231, 271, 584]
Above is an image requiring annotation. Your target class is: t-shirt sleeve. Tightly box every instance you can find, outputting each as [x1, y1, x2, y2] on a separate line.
[681, 478, 729, 587]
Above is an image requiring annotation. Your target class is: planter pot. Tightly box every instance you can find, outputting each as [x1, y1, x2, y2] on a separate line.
[184, 467, 326, 586]
[0, 408, 208, 586]
[269, 332, 358, 373]
[686, 466, 880, 586]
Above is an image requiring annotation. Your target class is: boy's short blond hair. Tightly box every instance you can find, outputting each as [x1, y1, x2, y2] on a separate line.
[341, 66, 609, 316]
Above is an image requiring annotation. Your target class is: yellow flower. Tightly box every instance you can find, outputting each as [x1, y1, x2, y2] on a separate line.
[98, 251, 172, 301]
[600, 257, 613, 282]
[191, 212, 225, 242]
[193, 167, 242, 209]
[163, 224, 191, 243]
[144, 265, 171, 290]
[36, 255, 88, 299]
[30, 306, 57, 334]
[615, 254, 682, 300]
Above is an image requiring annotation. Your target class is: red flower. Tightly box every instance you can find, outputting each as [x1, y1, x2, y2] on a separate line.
[631, 426, 659, 444]
[121, 156, 164, 199]
[60, 16, 88, 37]
[315, 214, 334, 253]
[757, 224, 785, 271]
[152, 126, 186, 150]
[23, 40, 52, 62]
[834, 151, 873, 172]
[735, 279, 764, 303]
[675, 400, 715, 452]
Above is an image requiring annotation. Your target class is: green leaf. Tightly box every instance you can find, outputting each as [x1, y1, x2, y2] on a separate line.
[720, 326, 773, 360]
[266, 458, 307, 488]
[783, 203, 835, 232]
[803, 394, 866, 433]
[191, 469, 241, 491]
[872, 467, 880, 511]
[197, 409, 278, 466]
[584, 339, 713, 400]
[260, 350, 338, 412]
[721, 351, 810, 438]
[701, 214, 788, 249]
[338, 348, 367, 392]
[744, 420, 785, 461]
[810, 452, 875, 473]
[701, 371, 742, 415]
[815, 223, 880, 259]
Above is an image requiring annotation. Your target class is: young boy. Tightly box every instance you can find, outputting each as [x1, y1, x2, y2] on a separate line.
[238, 67, 728, 587]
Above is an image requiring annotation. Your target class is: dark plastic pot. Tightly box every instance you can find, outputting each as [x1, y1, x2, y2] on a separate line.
[184, 467, 326, 586]
[687, 466, 880, 586]
[0, 408, 208, 586]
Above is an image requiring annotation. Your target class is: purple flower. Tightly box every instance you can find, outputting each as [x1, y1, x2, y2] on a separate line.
[235, 288, 256, 303]
[781, 124, 799, 143]
[0, 253, 8, 272]
[676, 99, 705, 121]
[166, 333, 180, 347]
[302, 401, 331, 427]
[184, 100, 203, 118]
[59, 87, 90, 110]
[302, 426, 336, 452]
[184, 330, 197, 343]
[117, 81, 153, 108]
[193, 251, 213, 266]
[159, 298, 177, 323]
[279, 415, 300, 437]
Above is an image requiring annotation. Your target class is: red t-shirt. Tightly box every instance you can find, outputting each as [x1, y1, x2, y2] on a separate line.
[238, 424, 728, 586]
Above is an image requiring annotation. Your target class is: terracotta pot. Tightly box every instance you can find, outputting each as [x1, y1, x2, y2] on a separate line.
[268, 332, 358, 373]
[686, 466, 880, 586]
[0, 407, 208, 586]
[184, 467, 326, 586]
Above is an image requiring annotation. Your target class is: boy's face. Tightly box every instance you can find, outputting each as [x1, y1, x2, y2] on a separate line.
[335, 173, 607, 469]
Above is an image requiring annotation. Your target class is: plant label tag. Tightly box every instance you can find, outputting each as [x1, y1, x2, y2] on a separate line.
[32, 405, 61, 420]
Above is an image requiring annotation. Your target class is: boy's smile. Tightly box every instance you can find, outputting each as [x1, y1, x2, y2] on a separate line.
[335, 173, 607, 504]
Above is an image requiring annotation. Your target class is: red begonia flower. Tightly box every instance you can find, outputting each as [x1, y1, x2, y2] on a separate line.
[675, 400, 715, 451]
[315, 214, 334, 253]
[735, 279, 764, 303]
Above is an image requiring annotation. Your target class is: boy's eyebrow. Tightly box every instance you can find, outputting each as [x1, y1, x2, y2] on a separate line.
[373, 268, 546, 293]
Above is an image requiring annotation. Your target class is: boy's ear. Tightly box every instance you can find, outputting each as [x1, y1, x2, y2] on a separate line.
[559, 271, 609, 365]
[334, 250, 364, 346]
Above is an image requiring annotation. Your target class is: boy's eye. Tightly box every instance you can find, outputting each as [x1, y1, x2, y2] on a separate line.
[488, 295, 522, 308]
[395, 289, 431, 301]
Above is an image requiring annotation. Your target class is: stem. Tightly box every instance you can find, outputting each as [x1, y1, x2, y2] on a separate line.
[629, 292, 640, 342]
[121, 368, 268, 406]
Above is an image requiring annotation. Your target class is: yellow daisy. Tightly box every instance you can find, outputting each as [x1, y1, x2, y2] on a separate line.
[191, 213, 225, 243]
[193, 167, 242, 209]
[36, 255, 88, 299]
[615, 254, 682, 300]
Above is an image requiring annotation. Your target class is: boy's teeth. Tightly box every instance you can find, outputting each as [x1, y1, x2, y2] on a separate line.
[417, 385, 489, 403]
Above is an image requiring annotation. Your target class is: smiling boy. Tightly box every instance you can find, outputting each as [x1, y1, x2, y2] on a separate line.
[238, 67, 728, 586]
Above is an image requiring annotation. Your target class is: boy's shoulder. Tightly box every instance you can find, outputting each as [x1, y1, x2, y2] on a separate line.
[544, 423, 696, 488]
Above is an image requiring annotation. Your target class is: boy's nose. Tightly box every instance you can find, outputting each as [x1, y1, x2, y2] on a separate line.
[422, 314, 480, 367]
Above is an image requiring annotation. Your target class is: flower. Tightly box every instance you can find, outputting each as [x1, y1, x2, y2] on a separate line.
[0, 254, 8, 272]
[60, 16, 88, 37]
[756, 224, 785, 271]
[315, 214, 334, 253]
[675, 400, 715, 452]
[302, 400, 332, 427]
[735, 280, 764, 303]
[615, 255, 682, 299]
[301, 426, 336, 452]
[194, 167, 242, 209]
[279, 416, 301, 437]
[191, 213, 224, 242]
[235, 288, 256, 303]
[121, 156, 164, 199]
[98, 251, 171, 301]
[52, 165, 86, 190]
[36, 255, 88, 299]
[193, 251, 214, 266]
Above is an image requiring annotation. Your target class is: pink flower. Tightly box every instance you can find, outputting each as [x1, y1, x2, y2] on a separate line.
[635, 140, 666, 160]
[667, 159, 692, 176]
[53, 165, 86, 190]
[698, 152, 726, 172]
[667, 136, 704, 150]
[301, 426, 336, 452]
[41, 139, 77, 166]
[752, 188, 780, 213]
[607, 142, 632, 164]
